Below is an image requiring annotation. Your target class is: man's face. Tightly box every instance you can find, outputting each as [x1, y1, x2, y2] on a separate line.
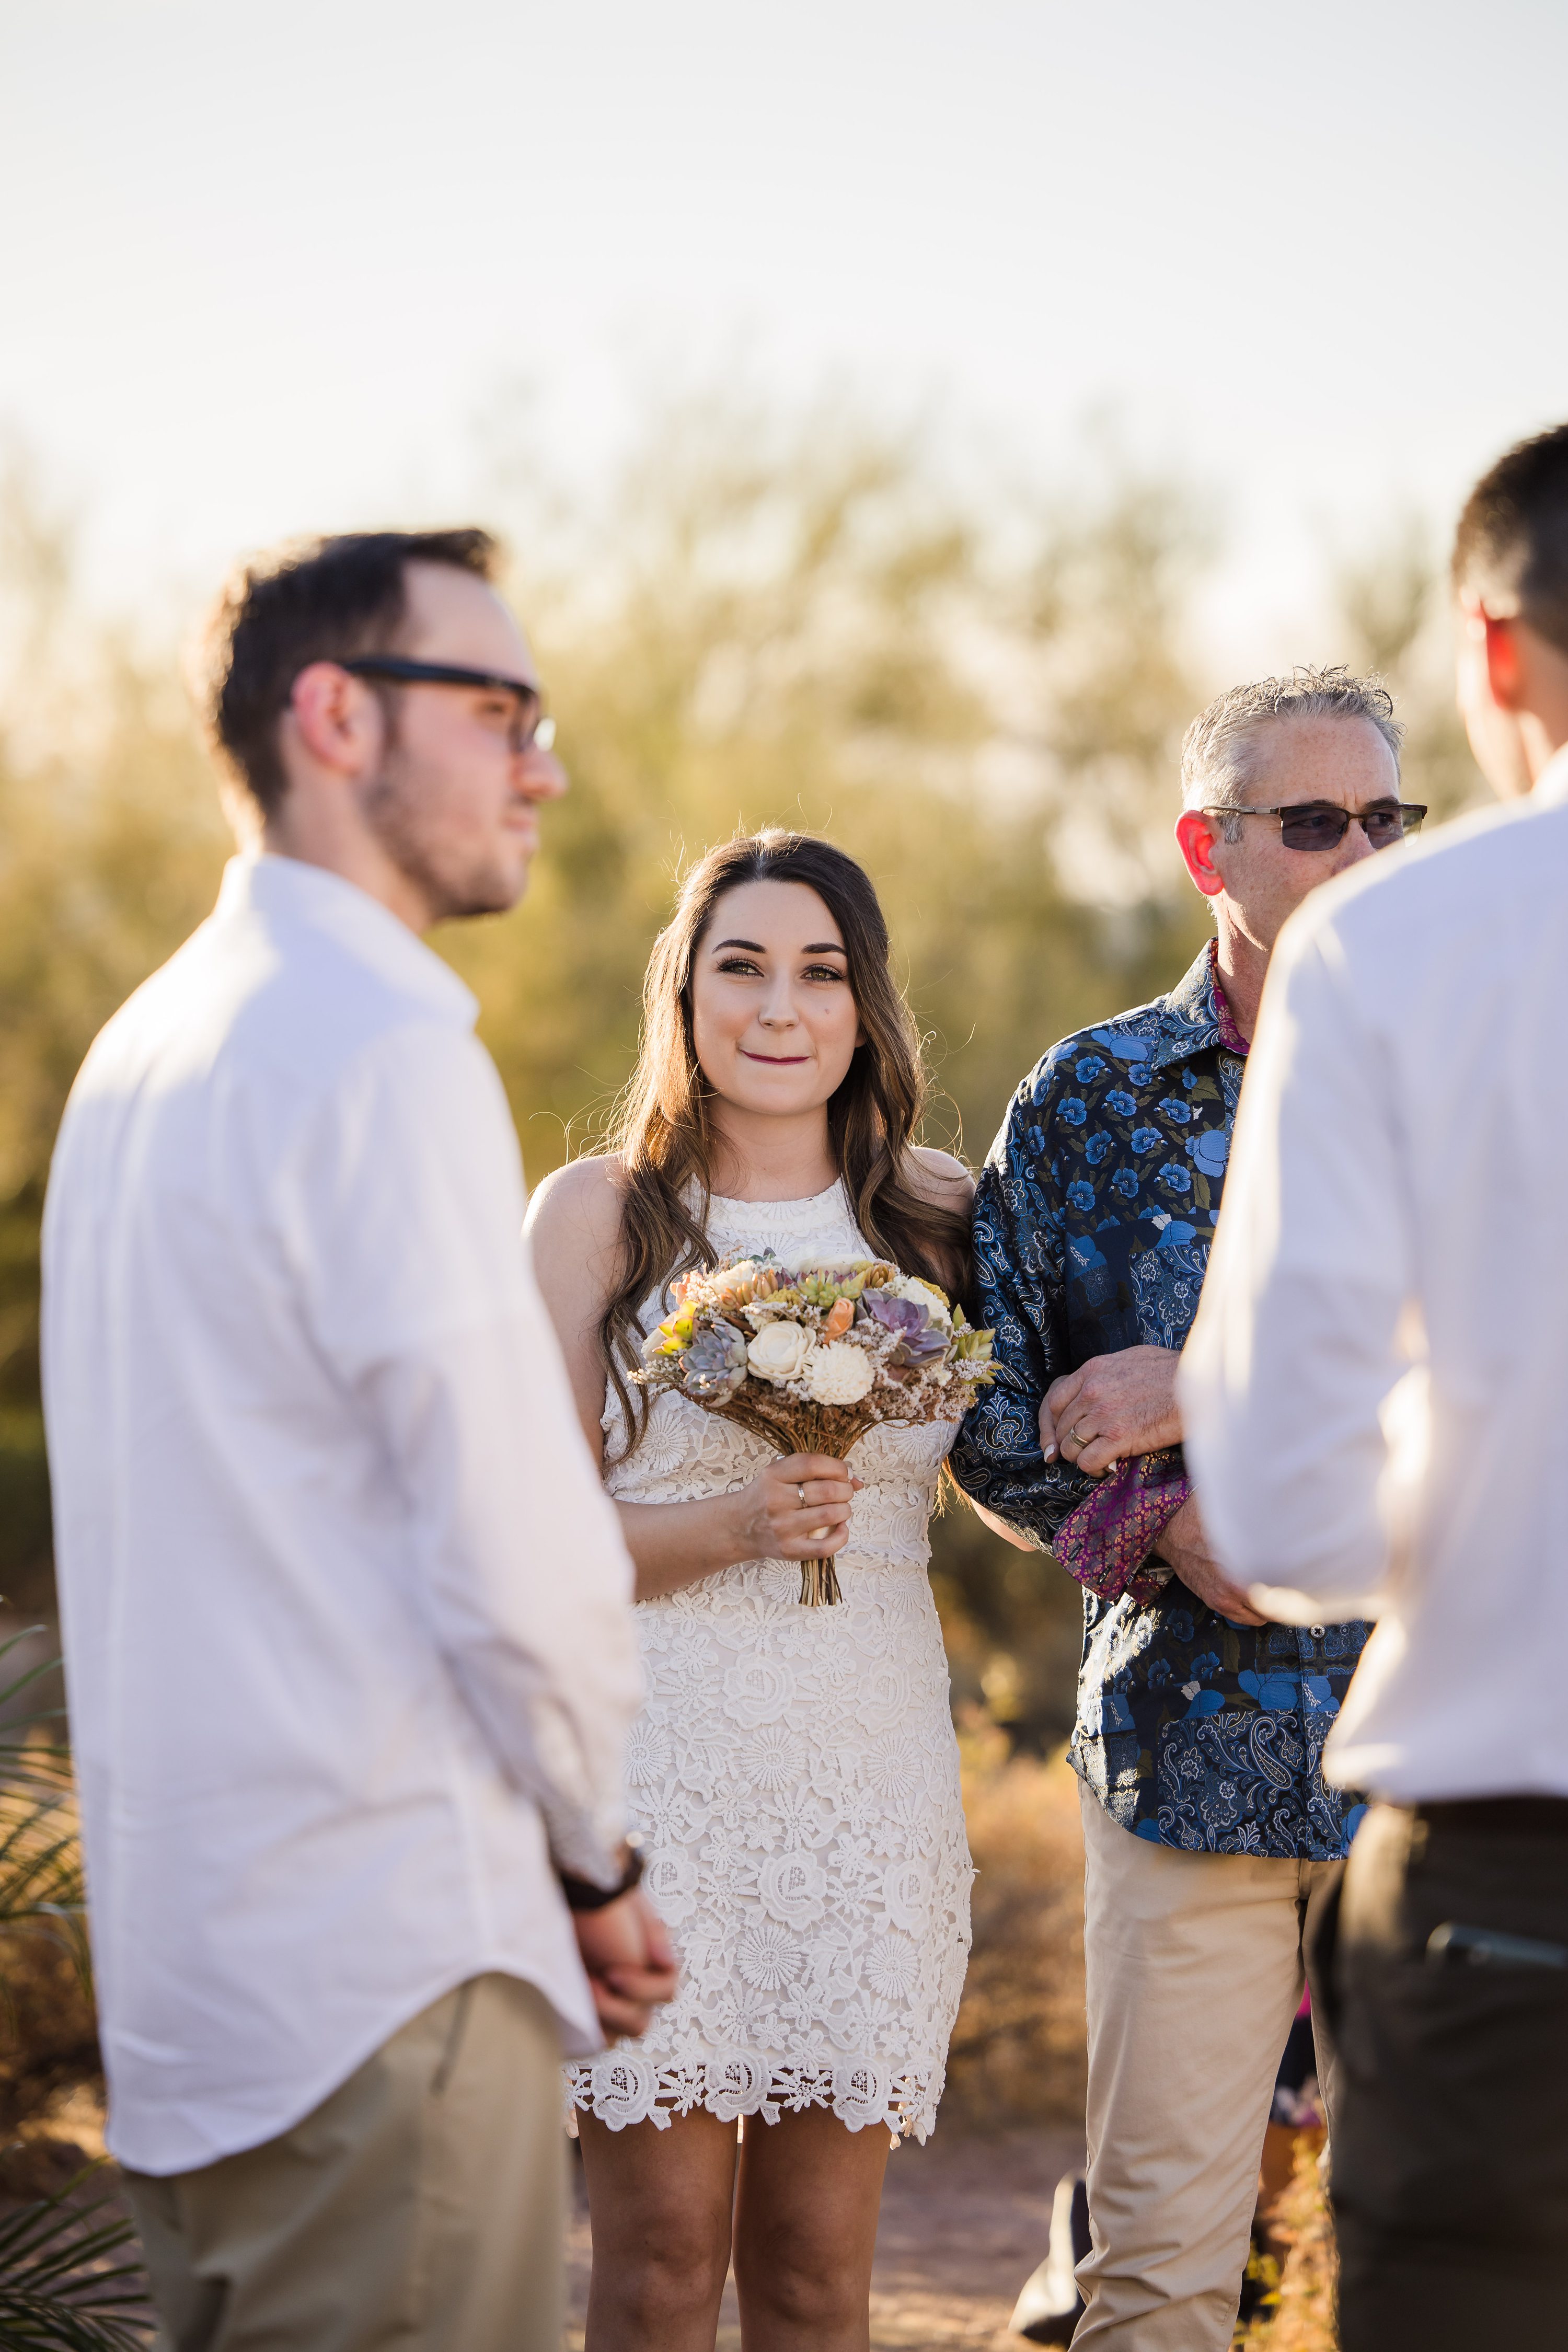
[1177, 715, 1403, 958]
[360, 561, 566, 921]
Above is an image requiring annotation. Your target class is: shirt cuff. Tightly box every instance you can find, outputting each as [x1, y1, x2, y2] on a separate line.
[1054, 1459, 1191, 1605]
[538, 1791, 631, 1892]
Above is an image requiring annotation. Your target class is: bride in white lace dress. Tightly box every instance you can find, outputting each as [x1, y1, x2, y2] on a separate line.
[528, 832, 1020, 2350]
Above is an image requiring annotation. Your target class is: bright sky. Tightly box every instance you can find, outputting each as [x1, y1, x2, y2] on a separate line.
[3, 0, 1564, 663]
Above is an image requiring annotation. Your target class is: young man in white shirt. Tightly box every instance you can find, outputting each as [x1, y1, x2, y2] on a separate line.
[42, 528, 675, 2352]
[1181, 424, 1568, 2349]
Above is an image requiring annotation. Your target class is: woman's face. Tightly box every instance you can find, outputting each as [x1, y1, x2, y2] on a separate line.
[689, 879, 863, 1120]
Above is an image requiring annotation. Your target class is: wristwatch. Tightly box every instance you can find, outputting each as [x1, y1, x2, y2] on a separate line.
[557, 1838, 645, 1913]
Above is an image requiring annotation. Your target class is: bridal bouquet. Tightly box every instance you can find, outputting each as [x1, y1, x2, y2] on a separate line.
[638, 1252, 996, 1605]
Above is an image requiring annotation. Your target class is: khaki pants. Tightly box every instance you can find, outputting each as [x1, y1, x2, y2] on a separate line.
[124, 1974, 565, 2352]
[1074, 1785, 1341, 2351]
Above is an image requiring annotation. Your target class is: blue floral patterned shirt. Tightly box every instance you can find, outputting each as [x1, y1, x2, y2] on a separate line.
[951, 942, 1369, 1857]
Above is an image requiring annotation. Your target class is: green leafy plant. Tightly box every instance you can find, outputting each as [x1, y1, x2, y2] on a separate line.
[0, 1632, 85, 1981]
[0, 2173, 150, 2349]
[0, 1633, 70, 1790]
[0, 1639, 149, 2345]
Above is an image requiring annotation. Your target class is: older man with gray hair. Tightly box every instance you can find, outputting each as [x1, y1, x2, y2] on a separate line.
[954, 665, 1425, 2348]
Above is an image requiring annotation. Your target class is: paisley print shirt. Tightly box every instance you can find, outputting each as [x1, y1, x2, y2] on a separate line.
[951, 941, 1369, 1858]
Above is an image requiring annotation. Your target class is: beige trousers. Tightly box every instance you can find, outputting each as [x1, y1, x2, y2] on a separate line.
[1074, 1785, 1341, 2351]
[124, 1973, 565, 2352]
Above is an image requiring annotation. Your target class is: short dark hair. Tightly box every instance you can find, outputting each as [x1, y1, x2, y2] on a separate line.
[195, 527, 499, 816]
[1451, 423, 1568, 658]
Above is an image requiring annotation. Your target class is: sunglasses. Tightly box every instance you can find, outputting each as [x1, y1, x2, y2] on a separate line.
[1204, 800, 1427, 853]
[340, 655, 556, 755]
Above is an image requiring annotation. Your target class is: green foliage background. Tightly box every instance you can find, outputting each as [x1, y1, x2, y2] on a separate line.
[0, 401, 1482, 1746]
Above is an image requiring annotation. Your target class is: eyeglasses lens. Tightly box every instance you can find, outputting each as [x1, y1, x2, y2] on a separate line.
[1278, 806, 1414, 852]
[1279, 808, 1350, 851]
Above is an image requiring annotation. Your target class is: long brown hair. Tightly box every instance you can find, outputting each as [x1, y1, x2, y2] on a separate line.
[598, 829, 972, 1452]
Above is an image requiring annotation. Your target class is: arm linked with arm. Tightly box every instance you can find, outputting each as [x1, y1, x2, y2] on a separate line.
[1179, 917, 1413, 1621]
[948, 1116, 1098, 1551]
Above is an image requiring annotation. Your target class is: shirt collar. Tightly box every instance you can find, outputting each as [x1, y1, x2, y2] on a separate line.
[1144, 938, 1247, 1073]
[216, 854, 480, 1028]
[1532, 743, 1568, 809]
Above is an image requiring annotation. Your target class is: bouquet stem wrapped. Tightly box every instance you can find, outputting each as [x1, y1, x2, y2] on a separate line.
[637, 1252, 996, 1606]
[699, 1391, 884, 1605]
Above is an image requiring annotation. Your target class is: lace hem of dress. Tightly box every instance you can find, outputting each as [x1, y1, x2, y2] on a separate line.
[564, 2052, 943, 2146]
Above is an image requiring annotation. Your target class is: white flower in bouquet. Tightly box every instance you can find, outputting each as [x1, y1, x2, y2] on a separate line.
[747, 1321, 817, 1386]
[802, 1340, 875, 1405]
[711, 1258, 760, 1300]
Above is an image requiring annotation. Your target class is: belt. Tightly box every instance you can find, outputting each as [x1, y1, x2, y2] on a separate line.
[1412, 1794, 1568, 1837]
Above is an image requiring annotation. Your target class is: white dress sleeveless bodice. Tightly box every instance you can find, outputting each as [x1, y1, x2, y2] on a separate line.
[566, 1180, 972, 2145]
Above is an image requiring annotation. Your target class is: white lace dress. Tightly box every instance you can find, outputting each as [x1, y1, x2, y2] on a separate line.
[566, 1180, 972, 2146]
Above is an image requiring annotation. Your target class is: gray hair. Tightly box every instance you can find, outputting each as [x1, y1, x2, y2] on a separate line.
[1180, 665, 1404, 841]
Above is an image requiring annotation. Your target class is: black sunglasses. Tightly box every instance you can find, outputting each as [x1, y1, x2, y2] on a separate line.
[1204, 801, 1427, 853]
[340, 655, 555, 755]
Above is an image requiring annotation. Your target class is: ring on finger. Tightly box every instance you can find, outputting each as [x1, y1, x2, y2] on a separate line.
[797, 1483, 806, 1509]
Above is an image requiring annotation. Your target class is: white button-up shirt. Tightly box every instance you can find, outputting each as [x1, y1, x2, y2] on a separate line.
[1181, 749, 1568, 1807]
[42, 853, 642, 2177]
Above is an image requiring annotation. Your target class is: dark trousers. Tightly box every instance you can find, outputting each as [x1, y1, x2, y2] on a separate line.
[1319, 1795, 1568, 2352]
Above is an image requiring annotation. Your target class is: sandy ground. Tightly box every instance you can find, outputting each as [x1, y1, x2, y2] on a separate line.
[9, 2099, 1084, 2349]
[564, 2122, 1087, 2349]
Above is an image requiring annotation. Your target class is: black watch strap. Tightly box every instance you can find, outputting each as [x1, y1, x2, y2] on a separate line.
[557, 1841, 644, 1913]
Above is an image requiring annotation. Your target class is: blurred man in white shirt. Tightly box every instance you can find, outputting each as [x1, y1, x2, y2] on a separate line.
[42, 528, 675, 2352]
[1181, 424, 1568, 2351]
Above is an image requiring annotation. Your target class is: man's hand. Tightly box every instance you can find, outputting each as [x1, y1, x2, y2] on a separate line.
[573, 1889, 679, 2041]
[1042, 1346, 1183, 1477]
[1154, 1491, 1267, 1627]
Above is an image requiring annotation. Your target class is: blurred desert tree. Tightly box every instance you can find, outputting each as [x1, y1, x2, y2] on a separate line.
[0, 403, 1480, 1747]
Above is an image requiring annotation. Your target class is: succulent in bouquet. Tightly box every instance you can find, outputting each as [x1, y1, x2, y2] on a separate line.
[637, 1252, 996, 1604]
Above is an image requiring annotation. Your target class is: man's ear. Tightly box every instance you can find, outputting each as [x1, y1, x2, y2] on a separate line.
[1174, 809, 1226, 900]
[285, 661, 382, 777]
[1482, 612, 1527, 713]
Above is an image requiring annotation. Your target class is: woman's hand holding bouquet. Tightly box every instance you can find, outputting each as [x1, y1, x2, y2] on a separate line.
[728, 1452, 862, 1568]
